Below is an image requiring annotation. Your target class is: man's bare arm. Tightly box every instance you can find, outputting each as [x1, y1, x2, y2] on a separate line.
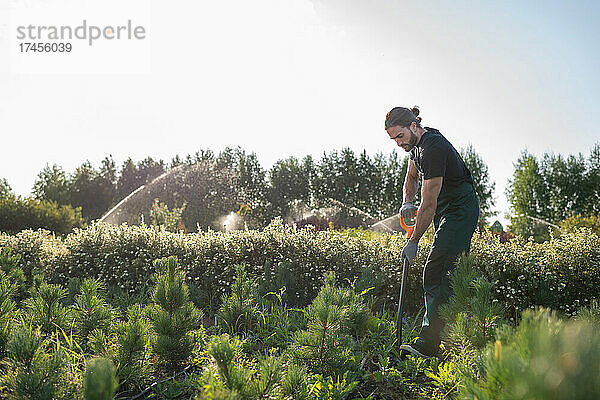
[409, 176, 442, 242]
[403, 159, 420, 203]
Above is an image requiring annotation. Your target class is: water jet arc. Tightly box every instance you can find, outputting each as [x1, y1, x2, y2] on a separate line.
[99, 165, 186, 224]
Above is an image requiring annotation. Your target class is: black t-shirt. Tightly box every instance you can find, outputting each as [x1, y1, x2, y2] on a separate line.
[409, 127, 473, 187]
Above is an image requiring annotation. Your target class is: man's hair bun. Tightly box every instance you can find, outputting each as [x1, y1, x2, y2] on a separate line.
[410, 106, 422, 123]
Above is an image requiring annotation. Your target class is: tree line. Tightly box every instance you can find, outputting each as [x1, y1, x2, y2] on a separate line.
[4, 142, 599, 238]
[1, 145, 496, 232]
[506, 144, 600, 240]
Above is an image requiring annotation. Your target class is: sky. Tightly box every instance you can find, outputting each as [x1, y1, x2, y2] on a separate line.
[1, 0, 599, 226]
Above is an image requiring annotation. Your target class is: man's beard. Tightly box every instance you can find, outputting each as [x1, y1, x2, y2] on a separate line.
[402, 131, 418, 152]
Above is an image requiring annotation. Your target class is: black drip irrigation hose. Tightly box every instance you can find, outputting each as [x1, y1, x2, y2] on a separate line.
[128, 364, 200, 400]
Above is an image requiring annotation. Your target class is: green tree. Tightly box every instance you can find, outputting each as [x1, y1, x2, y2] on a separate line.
[267, 157, 311, 219]
[116, 157, 165, 202]
[116, 158, 138, 201]
[70, 161, 101, 220]
[506, 151, 550, 239]
[356, 150, 381, 217]
[0, 178, 13, 199]
[584, 144, 600, 216]
[96, 155, 118, 213]
[313, 150, 342, 203]
[460, 145, 496, 229]
[0, 196, 84, 234]
[32, 164, 71, 206]
[69, 157, 119, 221]
[313, 148, 363, 208]
[338, 148, 360, 207]
[216, 147, 267, 221]
[378, 152, 408, 218]
[541, 152, 586, 222]
[182, 149, 215, 166]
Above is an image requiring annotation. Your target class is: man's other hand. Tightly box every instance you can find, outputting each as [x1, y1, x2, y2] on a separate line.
[401, 239, 418, 264]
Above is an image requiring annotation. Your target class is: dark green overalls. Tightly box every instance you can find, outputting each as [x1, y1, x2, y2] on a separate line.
[410, 129, 479, 354]
[419, 181, 479, 352]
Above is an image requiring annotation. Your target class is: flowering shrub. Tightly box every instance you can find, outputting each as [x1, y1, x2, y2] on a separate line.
[471, 228, 600, 319]
[0, 229, 66, 280]
[45, 220, 424, 313]
[1, 222, 599, 319]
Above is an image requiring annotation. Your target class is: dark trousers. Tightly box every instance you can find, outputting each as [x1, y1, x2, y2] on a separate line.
[419, 186, 479, 351]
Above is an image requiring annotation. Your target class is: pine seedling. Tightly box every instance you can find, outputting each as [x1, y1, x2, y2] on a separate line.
[72, 279, 116, 346]
[88, 329, 112, 358]
[439, 255, 504, 350]
[289, 272, 370, 376]
[2, 324, 68, 400]
[83, 357, 118, 400]
[216, 264, 260, 335]
[0, 247, 26, 302]
[309, 372, 358, 400]
[0, 270, 18, 357]
[245, 353, 283, 398]
[207, 334, 253, 394]
[281, 364, 310, 400]
[114, 304, 151, 392]
[206, 334, 282, 399]
[66, 277, 82, 305]
[207, 334, 237, 388]
[463, 308, 600, 400]
[24, 281, 70, 334]
[150, 256, 202, 372]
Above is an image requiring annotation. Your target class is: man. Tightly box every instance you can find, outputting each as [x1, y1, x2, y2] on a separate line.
[385, 106, 479, 358]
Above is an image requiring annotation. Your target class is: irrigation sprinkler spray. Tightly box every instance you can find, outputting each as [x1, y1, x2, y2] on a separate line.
[369, 213, 401, 233]
[99, 165, 187, 224]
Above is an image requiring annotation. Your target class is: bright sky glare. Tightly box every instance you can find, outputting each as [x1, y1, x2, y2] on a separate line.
[1, 0, 599, 226]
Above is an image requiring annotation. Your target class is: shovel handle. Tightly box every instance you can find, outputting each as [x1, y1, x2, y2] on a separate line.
[397, 254, 410, 347]
[399, 210, 417, 239]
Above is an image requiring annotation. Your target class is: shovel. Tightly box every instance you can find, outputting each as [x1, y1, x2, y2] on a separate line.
[396, 210, 417, 350]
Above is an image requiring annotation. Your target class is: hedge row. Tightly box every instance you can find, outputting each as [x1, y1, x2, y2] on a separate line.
[471, 229, 600, 319]
[1, 221, 599, 318]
